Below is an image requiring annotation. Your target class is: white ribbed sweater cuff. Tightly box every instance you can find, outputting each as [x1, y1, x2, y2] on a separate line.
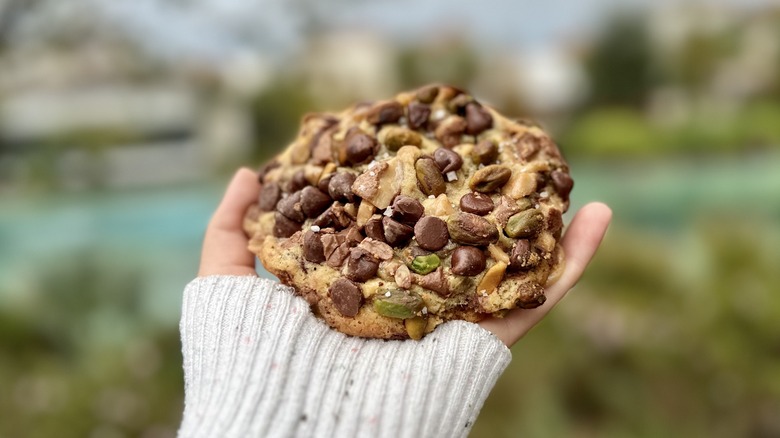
[178, 275, 511, 438]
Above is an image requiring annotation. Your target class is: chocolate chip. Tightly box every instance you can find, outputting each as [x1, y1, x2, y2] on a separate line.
[515, 134, 541, 160]
[277, 191, 305, 222]
[516, 282, 546, 309]
[413, 268, 450, 297]
[450, 246, 486, 276]
[414, 216, 449, 251]
[551, 170, 574, 199]
[547, 208, 563, 239]
[471, 140, 499, 165]
[509, 239, 532, 269]
[365, 217, 386, 242]
[303, 230, 326, 263]
[329, 278, 363, 317]
[328, 172, 357, 203]
[345, 130, 378, 165]
[367, 101, 404, 125]
[257, 159, 280, 182]
[273, 212, 301, 238]
[415, 85, 440, 104]
[465, 103, 493, 135]
[258, 182, 282, 211]
[382, 217, 413, 247]
[407, 102, 431, 130]
[459, 192, 494, 216]
[345, 248, 380, 282]
[433, 148, 463, 174]
[317, 173, 333, 193]
[287, 170, 309, 192]
[448, 94, 473, 115]
[300, 186, 332, 218]
[391, 195, 424, 225]
[434, 116, 467, 148]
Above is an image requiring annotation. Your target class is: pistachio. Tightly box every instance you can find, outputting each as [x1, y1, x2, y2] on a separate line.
[517, 282, 546, 309]
[415, 157, 446, 196]
[415, 85, 439, 104]
[469, 165, 512, 193]
[471, 140, 498, 165]
[373, 290, 424, 319]
[477, 261, 507, 295]
[384, 127, 422, 151]
[447, 212, 499, 246]
[505, 209, 544, 238]
[409, 254, 441, 275]
[487, 244, 510, 265]
[366, 101, 404, 125]
[405, 316, 428, 340]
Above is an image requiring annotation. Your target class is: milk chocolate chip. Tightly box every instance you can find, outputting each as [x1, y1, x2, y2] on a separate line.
[258, 182, 282, 211]
[328, 172, 357, 203]
[367, 101, 404, 125]
[345, 248, 380, 282]
[303, 230, 326, 263]
[551, 170, 574, 199]
[329, 278, 363, 317]
[509, 239, 539, 270]
[415, 85, 440, 104]
[451, 246, 486, 276]
[459, 192, 494, 216]
[288, 170, 309, 192]
[433, 148, 463, 174]
[364, 217, 386, 242]
[346, 130, 378, 165]
[391, 195, 424, 225]
[407, 102, 431, 130]
[465, 103, 493, 135]
[273, 212, 301, 238]
[413, 216, 449, 251]
[435, 116, 467, 148]
[382, 217, 413, 247]
[277, 191, 305, 222]
[300, 186, 332, 218]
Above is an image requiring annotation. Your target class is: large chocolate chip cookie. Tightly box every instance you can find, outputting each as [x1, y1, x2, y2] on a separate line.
[243, 84, 572, 340]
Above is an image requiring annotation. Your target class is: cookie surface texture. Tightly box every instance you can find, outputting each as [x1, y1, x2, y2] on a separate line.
[243, 84, 573, 339]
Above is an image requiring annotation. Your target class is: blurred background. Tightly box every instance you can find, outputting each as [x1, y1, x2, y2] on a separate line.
[1, 0, 779, 436]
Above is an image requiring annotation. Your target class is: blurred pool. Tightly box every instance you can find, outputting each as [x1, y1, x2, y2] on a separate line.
[1, 153, 778, 326]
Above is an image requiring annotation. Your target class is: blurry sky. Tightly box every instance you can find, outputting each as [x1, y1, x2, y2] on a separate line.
[12, 0, 777, 62]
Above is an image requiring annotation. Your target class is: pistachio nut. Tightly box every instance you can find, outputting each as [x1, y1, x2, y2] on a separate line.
[415, 157, 446, 196]
[405, 316, 428, 340]
[409, 254, 441, 275]
[373, 289, 424, 319]
[447, 212, 499, 246]
[384, 127, 422, 151]
[505, 209, 544, 238]
[469, 165, 512, 193]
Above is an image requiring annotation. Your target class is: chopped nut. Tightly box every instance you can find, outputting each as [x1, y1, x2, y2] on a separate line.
[487, 244, 510, 264]
[409, 254, 441, 275]
[502, 167, 538, 200]
[358, 238, 394, 260]
[394, 264, 412, 289]
[356, 199, 376, 228]
[423, 194, 455, 217]
[477, 261, 507, 295]
[405, 316, 428, 340]
[352, 159, 402, 209]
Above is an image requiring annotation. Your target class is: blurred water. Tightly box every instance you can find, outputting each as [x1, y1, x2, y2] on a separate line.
[1, 153, 778, 324]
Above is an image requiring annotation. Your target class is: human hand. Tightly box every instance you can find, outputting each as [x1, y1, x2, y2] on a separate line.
[198, 168, 261, 277]
[200, 168, 611, 348]
[478, 202, 612, 347]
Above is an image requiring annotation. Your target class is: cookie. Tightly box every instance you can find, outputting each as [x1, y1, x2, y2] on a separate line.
[243, 84, 572, 340]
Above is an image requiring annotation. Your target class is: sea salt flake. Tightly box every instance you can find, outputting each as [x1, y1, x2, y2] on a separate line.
[540, 191, 549, 198]
[433, 109, 447, 121]
[310, 225, 321, 232]
[446, 171, 458, 182]
[384, 207, 393, 217]
[422, 307, 428, 315]
[384, 291, 392, 297]
[428, 195, 435, 199]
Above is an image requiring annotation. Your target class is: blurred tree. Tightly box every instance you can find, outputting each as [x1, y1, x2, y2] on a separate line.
[396, 39, 479, 90]
[584, 15, 655, 108]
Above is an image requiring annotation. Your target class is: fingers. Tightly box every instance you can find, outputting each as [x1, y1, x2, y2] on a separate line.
[479, 202, 612, 346]
[199, 168, 261, 277]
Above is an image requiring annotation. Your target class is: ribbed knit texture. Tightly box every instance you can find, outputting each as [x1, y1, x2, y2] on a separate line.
[178, 276, 512, 438]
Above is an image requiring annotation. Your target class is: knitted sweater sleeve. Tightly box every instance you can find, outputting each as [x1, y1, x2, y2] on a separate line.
[178, 275, 511, 438]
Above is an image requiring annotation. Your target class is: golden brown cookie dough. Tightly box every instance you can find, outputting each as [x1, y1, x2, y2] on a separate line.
[244, 84, 572, 340]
